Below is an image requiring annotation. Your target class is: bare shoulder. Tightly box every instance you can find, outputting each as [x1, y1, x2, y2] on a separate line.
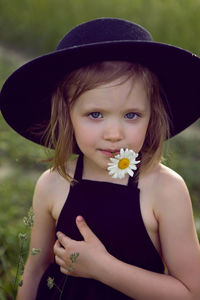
[140, 163, 188, 195]
[33, 157, 78, 219]
[154, 163, 189, 197]
[34, 168, 68, 197]
[150, 164, 193, 222]
[35, 157, 78, 195]
[139, 163, 191, 216]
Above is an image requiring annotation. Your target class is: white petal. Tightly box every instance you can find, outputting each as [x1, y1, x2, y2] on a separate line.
[112, 172, 119, 179]
[108, 169, 116, 174]
[107, 165, 114, 169]
[129, 165, 137, 170]
[125, 148, 129, 154]
[109, 158, 118, 163]
[120, 148, 124, 156]
[127, 169, 134, 177]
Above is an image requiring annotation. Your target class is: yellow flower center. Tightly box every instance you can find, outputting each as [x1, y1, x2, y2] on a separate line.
[118, 158, 130, 169]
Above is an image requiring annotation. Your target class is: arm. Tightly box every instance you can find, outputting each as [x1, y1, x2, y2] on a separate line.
[95, 173, 200, 300]
[54, 174, 200, 300]
[17, 170, 56, 300]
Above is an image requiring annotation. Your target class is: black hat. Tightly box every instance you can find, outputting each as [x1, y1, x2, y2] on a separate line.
[0, 17, 200, 145]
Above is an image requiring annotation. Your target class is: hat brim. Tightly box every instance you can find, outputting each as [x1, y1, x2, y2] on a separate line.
[0, 40, 200, 146]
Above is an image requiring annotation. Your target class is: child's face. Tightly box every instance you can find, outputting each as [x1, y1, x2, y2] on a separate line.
[70, 77, 151, 176]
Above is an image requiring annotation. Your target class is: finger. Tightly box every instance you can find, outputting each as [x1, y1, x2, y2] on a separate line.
[55, 256, 74, 276]
[55, 254, 68, 268]
[54, 243, 66, 258]
[53, 239, 63, 254]
[76, 216, 97, 241]
[56, 232, 72, 248]
[53, 240, 59, 255]
[60, 266, 69, 275]
[54, 239, 61, 250]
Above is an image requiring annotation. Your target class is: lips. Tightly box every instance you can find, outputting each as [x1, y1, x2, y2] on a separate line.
[100, 149, 120, 157]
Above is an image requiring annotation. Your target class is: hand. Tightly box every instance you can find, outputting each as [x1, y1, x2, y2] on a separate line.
[54, 216, 108, 279]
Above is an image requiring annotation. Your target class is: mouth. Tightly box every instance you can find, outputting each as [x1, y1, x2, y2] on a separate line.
[100, 149, 120, 157]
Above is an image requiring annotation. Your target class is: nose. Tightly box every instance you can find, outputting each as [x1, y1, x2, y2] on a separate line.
[103, 120, 124, 142]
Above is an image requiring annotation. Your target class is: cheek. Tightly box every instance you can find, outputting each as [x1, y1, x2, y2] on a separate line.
[73, 123, 99, 150]
[126, 123, 149, 152]
[128, 134, 145, 152]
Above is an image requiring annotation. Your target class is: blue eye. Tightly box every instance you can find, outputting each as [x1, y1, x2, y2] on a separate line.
[125, 112, 137, 120]
[89, 112, 102, 119]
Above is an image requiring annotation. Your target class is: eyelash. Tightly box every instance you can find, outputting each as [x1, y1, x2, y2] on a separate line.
[88, 112, 103, 119]
[88, 112, 139, 120]
[124, 112, 138, 120]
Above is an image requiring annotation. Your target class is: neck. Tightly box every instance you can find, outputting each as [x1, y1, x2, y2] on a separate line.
[82, 155, 129, 185]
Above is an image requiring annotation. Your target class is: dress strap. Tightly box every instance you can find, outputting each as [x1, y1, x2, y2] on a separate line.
[128, 152, 141, 188]
[73, 153, 83, 182]
[128, 164, 139, 188]
[128, 174, 139, 188]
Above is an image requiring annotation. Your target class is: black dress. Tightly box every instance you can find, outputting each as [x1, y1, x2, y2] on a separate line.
[36, 154, 164, 299]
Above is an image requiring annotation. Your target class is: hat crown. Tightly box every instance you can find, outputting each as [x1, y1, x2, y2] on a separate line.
[57, 18, 153, 50]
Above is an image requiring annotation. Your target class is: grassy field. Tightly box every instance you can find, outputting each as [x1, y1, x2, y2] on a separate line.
[0, 0, 200, 56]
[0, 52, 48, 298]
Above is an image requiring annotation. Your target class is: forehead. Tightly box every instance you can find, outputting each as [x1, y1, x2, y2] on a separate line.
[72, 77, 150, 111]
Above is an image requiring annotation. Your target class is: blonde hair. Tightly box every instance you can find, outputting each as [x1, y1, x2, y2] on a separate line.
[43, 61, 170, 182]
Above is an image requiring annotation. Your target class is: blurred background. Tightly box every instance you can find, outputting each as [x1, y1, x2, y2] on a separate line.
[0, 0, 200, 298]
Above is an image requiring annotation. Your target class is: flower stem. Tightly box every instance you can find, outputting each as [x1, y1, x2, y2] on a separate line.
[59, 275, 68, 300]
[13, 239, 24, 295]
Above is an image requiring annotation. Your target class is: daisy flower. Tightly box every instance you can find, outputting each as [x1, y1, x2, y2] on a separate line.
[107, 148, 140, 179]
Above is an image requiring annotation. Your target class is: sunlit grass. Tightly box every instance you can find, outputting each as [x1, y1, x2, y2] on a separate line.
[0, 0, 200, 56]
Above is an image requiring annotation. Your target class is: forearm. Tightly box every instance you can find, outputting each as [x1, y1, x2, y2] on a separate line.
[17, 272, 40, 300]
[16, 261, 44, 300]
[95, 253, 193, 300]
[55, 218, 199, 299]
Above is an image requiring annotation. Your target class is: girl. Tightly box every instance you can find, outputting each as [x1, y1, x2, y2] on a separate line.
[0, 18, 200, 300]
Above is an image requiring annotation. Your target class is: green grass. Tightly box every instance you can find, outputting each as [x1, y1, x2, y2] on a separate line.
[0, 113, 48, 299]
[0, 0, 200, 56]
[0, 53, 49, 297]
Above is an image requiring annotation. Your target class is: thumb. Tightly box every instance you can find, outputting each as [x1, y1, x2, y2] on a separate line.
[76, 216, 96, 242]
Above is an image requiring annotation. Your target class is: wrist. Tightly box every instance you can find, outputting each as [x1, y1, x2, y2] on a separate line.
[93, 251, 116, 283]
